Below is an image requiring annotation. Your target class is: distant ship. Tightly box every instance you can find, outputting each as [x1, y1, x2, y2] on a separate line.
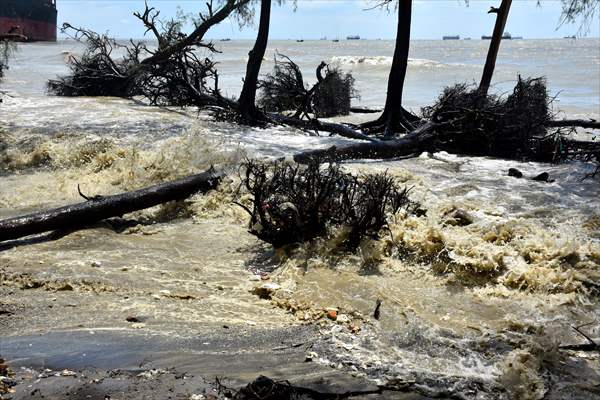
[463, 37, 472, 40]
[0, 0, 57, 42]
[346, 35, 360, 40]
[482, 32, 515, 40]
[564, 35, 577, 39]
[219, 38, 231, 42]
[443, 35, 460, 40]
[332, 38, 339, 42]
[296, 39, 304, 42]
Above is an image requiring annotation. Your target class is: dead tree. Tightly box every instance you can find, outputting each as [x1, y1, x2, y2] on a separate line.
[479, 0, 512, 96]
[258, 53, 358, 119]
[237, 0, 272, 123]
[294, 78, 600, 168]
[361, 0, 421, 137]
[0, 169, 221, 243]
[48, 0, 250, 106]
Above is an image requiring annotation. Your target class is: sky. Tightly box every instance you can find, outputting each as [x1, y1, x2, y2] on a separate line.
[56, 0, 600, 40]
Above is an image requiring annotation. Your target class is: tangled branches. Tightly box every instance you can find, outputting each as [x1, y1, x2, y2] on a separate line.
[258, 53, 358, 119]
[47, 25, 140, 97]
[422, 76, 561, 162]
[48, 1, 248, 107]
[238, 158, 417, 249]
[258, 53, 306, 114]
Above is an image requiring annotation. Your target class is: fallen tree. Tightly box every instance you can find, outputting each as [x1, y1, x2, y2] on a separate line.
[294, 78, 600, 170]
[0, 168, 221, 243]
[48, 0, 250, 107]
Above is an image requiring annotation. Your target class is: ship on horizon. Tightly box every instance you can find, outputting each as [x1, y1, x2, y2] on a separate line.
[482, 32, 522, 40]
[0, 0, 57, 42]
[443, 35, 460, 40]
[346, 35, 360, 40]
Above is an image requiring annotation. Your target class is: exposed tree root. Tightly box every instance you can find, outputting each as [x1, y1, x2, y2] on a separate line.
[237, 159, 418, 249]
[360, 106, 421, 134]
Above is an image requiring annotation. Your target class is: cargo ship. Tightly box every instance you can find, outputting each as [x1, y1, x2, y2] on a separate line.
[0, 0, 57, 42]
[482, 32, 514, 40]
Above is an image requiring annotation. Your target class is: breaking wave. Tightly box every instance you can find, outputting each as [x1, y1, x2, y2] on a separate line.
[331, 56, 462, 68]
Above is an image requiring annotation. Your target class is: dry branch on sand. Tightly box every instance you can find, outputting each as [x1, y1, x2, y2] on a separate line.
[237, 159, 418, 249]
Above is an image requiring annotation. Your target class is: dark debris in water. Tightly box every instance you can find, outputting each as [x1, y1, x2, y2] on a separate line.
[216, 375, 405, 400]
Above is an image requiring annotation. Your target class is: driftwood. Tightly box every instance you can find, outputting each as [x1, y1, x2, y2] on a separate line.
[559, 323, 599, 352]
[293, 121, 437, 164]
[0, 168, 221, 243]
[270, 113, 376, 142]
[545, 119, 600, 129]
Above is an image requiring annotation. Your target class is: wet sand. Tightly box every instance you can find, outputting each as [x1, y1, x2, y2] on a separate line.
[3, 328, 433, 400]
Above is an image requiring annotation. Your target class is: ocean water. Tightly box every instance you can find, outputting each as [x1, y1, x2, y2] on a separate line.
[1, 39, 599, 399]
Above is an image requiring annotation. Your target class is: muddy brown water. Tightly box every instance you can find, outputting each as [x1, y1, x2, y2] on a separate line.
[1, 39, 599, 399]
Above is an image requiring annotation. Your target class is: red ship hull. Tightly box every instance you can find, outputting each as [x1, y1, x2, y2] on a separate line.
[0, 16, 56, 42]
[0, 0, 57, 42]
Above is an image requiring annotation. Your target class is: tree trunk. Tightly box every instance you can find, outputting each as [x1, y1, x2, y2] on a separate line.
[0, 169, 221, 243]
[479, 0, 512, 96]
[140, 0, 251, 67]
[363, 0, 413, 136]
[545, 119, 600, 129]
[238, 0, 272, 120]
[293, 121, 437, 164]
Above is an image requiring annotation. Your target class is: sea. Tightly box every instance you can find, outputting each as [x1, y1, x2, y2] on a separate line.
[1, 38, 599, 399]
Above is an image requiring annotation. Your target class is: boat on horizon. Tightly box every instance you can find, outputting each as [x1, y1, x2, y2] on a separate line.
[296, 39, 304, 42]
[332, 38, 339, 42]
[564, 35, 577, 39]
[346, 35, 360, 40]
[443, 35, 460, 40]
[219, 38, 231, 41]
[482, 32, 517, 40]
[0, 0, 57, 42]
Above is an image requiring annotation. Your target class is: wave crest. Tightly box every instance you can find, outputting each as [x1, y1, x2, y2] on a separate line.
[331, 55, 453, 68]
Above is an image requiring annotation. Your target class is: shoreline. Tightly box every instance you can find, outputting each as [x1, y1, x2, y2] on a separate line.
[1, 328, 435, 400]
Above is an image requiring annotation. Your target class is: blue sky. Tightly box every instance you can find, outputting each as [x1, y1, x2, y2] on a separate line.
[56, 0, 600, 40]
